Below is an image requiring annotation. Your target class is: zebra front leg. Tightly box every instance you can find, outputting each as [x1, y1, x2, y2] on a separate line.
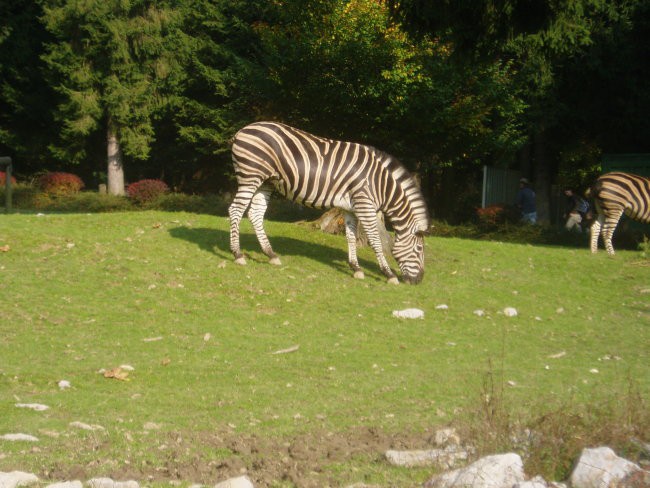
[343, 212, 364, 279]
[248, 189, 281, 265]
[355, 204, 399, 284]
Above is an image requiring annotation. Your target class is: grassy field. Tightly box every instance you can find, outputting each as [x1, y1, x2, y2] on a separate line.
[1, 210, 649, 487]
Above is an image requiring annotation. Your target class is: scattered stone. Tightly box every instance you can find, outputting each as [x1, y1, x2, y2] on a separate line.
[513, 476, 548, 488]
[142, 337, 163, 342]
[87, 479, 139, 488]
[473, 309, 485, 317]
[69, 422, 105, 432]
[0, 471, 39, 488]
[434, 428, 461, 447]
[0, 434, 39, 442]
[386, 446, 470, 469]
[503, 307, 518, 317]
[15, 403, 49, 411]
[423, 453, 525, 488]
[435, 304, 449, 310]
[46, 482, 82, 488]
[58, 380, 71, 390]
[570, 447, 645, 488]
[392, 308, 424, 319]
[213, 476, 254, 488]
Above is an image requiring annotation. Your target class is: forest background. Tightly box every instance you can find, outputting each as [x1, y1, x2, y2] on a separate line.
[1, 0, 649, 223]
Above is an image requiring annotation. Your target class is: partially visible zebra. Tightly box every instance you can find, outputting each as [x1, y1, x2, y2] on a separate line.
[586, 171, 650, 254]
[228, 121, 430, 284]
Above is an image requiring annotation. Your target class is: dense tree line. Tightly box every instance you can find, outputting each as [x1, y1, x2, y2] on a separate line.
[1, 0, 648, 221]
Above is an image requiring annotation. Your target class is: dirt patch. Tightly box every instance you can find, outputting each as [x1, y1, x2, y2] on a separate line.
[42, 426, 436, 487]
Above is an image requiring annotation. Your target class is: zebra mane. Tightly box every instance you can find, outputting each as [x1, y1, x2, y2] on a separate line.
[373, 148, 430, 232]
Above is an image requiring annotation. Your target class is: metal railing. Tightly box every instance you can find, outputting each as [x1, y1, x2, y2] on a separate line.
[0, 156, 13, 213]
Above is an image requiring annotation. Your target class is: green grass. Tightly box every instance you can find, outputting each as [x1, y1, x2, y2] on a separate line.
[1, 211, 649, 487]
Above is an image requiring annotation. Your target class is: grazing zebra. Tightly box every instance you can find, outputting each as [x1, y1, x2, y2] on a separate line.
[228, 121, 430, 284]
[586, 171, 650, 254]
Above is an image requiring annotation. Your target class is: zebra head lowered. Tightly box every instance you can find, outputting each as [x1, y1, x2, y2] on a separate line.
[392, 220, 429, 284]
[228, 121, 430, 284]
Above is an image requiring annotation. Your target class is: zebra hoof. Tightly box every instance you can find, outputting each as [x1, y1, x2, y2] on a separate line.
[269, 257, 282, 266]
[234, 257, 247, 266]
[387, 277, 400, 285]
[353, 270, 365, 280]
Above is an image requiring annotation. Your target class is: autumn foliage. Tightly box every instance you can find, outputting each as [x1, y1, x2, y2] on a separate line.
[38, 172, 85, 195]
[126, 179, 169, 204]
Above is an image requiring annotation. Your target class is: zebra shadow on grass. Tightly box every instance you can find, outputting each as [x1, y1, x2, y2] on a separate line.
[168, 226, 381, 279]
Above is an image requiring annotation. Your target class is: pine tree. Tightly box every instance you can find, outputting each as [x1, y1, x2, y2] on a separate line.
[42, 0, 184, 194]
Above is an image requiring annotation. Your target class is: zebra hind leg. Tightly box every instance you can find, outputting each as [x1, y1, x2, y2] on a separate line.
[248, 188, 281, 265]
[343, 212, 364, 279]
[602, 212, 623, 256]
[229, 184, 260, 265]
[590, 215, 602, 253]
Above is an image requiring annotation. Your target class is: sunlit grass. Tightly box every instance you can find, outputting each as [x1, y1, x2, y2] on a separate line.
[1, 211, 648, 485]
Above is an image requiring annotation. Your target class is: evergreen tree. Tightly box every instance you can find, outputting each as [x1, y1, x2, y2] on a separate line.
[0, 0, 58, 173]
[42, 0, 184, 194]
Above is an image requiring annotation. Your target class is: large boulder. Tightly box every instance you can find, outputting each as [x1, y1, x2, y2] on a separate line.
[570, 447, 646, 488]
[423, 453, 525, 488]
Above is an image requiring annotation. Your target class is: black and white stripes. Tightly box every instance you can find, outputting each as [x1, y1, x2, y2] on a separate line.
[228, 121, 429, 284]
[587, 171, 650, 254]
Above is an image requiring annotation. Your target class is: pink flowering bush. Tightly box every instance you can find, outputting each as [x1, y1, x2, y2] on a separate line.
[38, 172, 85, 195]
[126, 179, 169, 204]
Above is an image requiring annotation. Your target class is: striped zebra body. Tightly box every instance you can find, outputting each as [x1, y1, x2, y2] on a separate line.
[587, 172, 650, 254]
[228, 121, 429, 284]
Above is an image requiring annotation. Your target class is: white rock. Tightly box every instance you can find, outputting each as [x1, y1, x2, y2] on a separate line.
[15, 403, 49, 411]
[392, 308, 424, 319]
[503, 307, 518, 317]
[0, 434, 39, 442]
[58, 380, 71, 390]
[514, 476, 548, 488]
[87, 479, 139, 488]
[424, 453, 525, 488]
[570, 446, 644, 488]
[213, 476, 254, 488]
[70, 421, 105, 431]
[435, 304, 449, 310]
[434, 428, 461, 446]
[473, 309, 485, 317]
[386, 446, 469, 469]
[0, 471, 39, 488]
[47, 482, 83, 488]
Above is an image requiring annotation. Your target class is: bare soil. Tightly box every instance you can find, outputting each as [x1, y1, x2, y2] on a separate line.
[41, 426, 435, 488]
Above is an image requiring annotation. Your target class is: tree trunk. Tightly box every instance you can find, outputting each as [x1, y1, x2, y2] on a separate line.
[107, 124, 125, 196]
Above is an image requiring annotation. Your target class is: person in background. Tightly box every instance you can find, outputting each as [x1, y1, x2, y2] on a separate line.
[563, 188, 590, 232]
[515, 178, 537, 224]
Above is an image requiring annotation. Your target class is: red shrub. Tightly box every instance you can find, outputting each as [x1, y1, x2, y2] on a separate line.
[0, 171, 17, 186]
[126, 179, 169, 204]
[38, 172, 84, 195]
[476, 204, 520, 226]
